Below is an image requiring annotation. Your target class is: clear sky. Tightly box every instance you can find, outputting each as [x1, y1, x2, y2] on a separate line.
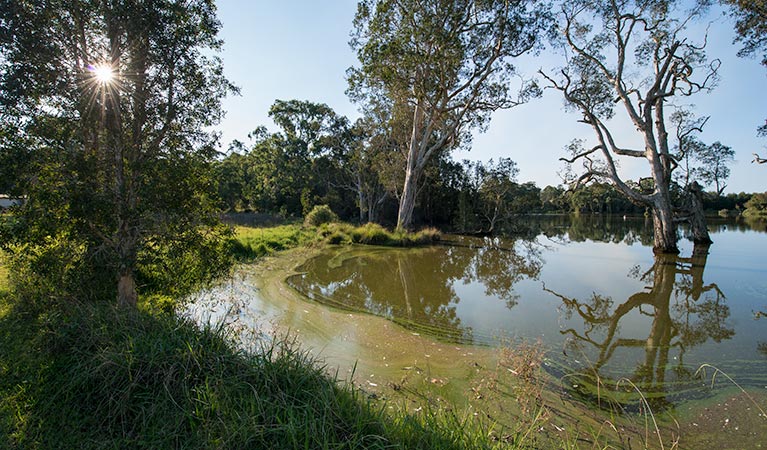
[214, 0, 766, 194]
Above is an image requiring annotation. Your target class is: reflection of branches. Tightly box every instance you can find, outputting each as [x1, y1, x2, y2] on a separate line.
[547, 246, 733, 407]
[289, 237, 543, 344]
[463, 237, 543, 309]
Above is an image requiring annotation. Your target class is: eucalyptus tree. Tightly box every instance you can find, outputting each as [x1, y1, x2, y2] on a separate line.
[341, 117, 392, 223]
[670, 108, 708, 188]
[348, 0, 550, 230]
[696, 141, 734, 195]
[542, 0, 720, 253]
[722, 0, 767, 136]
[0, 1, 235, 306]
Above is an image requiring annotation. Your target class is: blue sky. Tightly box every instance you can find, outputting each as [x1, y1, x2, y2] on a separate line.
[215, 0, 766, 194]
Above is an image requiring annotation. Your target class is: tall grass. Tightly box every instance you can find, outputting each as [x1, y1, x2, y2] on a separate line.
[0, 294, 509, 449]
[230, 224, 315, 260]
[230, 223, 441, 260]
[318, 222, 440, 247]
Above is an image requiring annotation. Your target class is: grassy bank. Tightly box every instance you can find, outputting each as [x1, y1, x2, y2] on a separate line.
[230, 222, 440, 260]
[0, 293, 506, 449]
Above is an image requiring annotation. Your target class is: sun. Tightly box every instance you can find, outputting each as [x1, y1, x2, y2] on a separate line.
[92, 64, 114, 84]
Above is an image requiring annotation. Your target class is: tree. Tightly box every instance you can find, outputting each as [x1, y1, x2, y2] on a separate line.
[348, 0, 549, 229]
[542, 0, 719, 253]
[540, 185, 570, 212]
[0, 1, 235, 307]
[477, 158, 520, 233]
[670, 107, 709, 188]
[722, 0, 767, 136]
[696, 141, 734, 195]
[334, 116, 392, 224]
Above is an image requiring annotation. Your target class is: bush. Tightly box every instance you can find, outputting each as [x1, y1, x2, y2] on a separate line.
[304, 205, 338, 227]
[743, 193, 767, 219]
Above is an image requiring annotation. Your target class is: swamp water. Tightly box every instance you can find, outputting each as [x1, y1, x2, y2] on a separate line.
[187, 215, 767, 446]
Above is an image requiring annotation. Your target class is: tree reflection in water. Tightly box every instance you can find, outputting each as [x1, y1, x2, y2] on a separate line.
[288, 236, 542, 344]
[545, 244, 733, 409]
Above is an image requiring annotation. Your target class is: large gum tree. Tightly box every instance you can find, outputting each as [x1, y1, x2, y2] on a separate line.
[0, 0, 235, 307]
[542, 0, 719, 253]
[348, 0, 549, 230]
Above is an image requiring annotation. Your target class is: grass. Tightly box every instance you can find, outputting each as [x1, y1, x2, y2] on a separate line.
[230, 222, 441, 260]
[230, 224, 315, 259]
[0, 293, 514, 449]
[317, 222, 441, 247]
[0, 259, 8, 294]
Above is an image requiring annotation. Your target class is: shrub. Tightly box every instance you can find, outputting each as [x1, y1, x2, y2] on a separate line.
[743, 193, 767, 219]
[304, 205, 339, 227]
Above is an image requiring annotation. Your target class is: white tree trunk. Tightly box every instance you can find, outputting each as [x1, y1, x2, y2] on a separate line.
[397, 165, 418, 230]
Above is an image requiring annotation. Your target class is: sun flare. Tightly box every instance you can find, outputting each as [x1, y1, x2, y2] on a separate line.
[92, 64, 114, 84]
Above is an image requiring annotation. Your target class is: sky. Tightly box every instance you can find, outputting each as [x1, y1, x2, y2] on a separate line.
[214, 0, 767, 194]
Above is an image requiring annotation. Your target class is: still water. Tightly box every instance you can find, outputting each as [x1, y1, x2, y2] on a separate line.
[287, 215, 767, 406]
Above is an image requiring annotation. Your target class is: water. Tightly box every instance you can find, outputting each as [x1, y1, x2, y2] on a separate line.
[286, 215, 767, 406]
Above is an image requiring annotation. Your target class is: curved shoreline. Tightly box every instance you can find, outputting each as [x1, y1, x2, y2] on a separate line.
[187, 246, 500, 403]
[186, 246, 767, 448]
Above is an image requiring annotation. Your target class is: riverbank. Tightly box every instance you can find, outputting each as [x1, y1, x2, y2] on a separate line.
[0, 290, 516, 449]
[186, 245, 690, 449]
[3, 221, 764, 448]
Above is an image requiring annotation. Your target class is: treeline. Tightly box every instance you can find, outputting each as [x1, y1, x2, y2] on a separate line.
[213, 100, 757, 232]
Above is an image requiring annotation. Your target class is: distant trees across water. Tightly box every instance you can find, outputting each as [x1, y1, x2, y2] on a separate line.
[213, 101, 758, 233]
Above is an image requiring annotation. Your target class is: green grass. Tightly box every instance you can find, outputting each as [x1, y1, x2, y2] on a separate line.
[0, 293, 509, 449]
[230, 224, 315, 259]
[0, 261, 8, 294]
[230, 222, 441, 261]
[317, 222, 441, 247]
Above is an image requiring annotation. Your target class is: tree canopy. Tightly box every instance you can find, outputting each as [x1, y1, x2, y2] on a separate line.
[542, 0, 720, 252]
[0, 0, 236, 306]
[348, 0, 550, 229]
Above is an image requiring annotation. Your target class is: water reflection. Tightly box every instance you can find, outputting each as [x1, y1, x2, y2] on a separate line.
[506, 214, 655, 245]
[545, 244, 734, 407]
[288, 236, 542, 344]
[288, 215, 767, 406]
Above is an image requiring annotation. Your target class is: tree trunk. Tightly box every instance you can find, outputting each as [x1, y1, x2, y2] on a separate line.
[397, 163, 418, 230]
[685, 181, 712, 245]
[651, 199, 679, 254]
[117, 270, 137, 308]
[358, 185, 366, 224]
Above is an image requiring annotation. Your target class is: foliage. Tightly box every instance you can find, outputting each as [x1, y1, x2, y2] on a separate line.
[724, 0, 767, 68]
[743, 192, 767, 218]
[0, 252, 8, 294]
[304, 205, 340, 227]
[0, 0, 235, 306]
[215, 101, 358, 219]
[349, 0, 550, 229]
